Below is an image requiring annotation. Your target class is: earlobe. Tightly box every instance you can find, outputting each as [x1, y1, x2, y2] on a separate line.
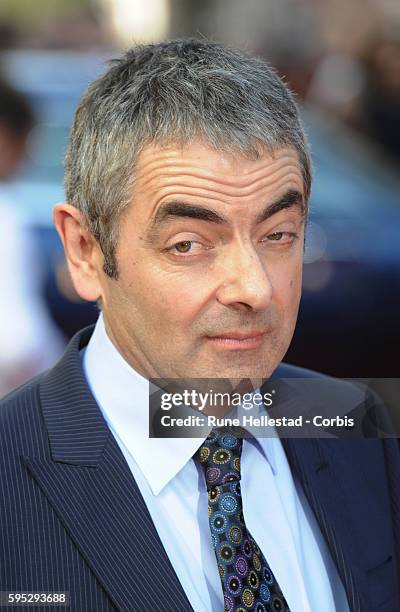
[53, 203, 103, 302]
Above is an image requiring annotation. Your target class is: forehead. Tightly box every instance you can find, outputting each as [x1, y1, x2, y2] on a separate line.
[134, 141, 303, 193]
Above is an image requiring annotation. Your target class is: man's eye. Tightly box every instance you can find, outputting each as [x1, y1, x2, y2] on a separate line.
[268, 232, 284, 241]
[170, 240, 201, 254]
[265, 231, 298, 242]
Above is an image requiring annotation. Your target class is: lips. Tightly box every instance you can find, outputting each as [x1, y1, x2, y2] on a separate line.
[206, 331, 266, 350]
[207, 331, 266, 340]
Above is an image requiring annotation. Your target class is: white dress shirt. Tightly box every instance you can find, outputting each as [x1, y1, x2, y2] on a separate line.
[83, 314, 349, 612]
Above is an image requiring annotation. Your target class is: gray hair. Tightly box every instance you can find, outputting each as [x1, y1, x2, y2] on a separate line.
[65, 39, 312, 279]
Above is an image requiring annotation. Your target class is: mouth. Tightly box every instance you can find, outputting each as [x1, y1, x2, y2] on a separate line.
[205, 331, 266, 350]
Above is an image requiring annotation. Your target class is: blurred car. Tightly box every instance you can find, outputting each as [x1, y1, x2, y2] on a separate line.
[285, 108, 400, 376]
[2, 51, 399, 376]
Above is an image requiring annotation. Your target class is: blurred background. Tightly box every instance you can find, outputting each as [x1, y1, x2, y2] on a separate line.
[0, 0, 399, 396]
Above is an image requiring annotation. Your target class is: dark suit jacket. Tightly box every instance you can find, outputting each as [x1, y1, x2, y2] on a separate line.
[0, 325, 399, 612]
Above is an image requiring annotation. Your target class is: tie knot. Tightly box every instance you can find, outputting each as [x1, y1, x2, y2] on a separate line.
[195, 427, 243, 487]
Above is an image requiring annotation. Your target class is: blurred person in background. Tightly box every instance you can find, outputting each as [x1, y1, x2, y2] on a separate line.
[0, 77, 64, 396]
[357, 35, 400, 163]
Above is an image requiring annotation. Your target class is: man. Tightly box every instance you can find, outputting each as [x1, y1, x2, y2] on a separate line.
[0, 40, 398, 612]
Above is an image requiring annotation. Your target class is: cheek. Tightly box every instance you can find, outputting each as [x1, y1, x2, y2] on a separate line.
[272, 260, 302, 311]
[157, 276, 211, 326]
[124, 262, 210, 328]
[289, 265, 303, 294]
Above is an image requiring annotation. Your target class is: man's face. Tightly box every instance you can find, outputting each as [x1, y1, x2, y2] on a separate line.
[99, 141, 306, 382]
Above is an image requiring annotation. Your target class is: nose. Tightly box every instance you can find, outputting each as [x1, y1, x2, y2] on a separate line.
[216, 242, 273, 312]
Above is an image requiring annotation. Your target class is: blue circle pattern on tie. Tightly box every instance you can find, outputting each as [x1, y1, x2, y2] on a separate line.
[196, 427, 291, 612]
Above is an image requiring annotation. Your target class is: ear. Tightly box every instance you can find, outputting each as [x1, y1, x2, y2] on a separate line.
[53, 203, 103, 302]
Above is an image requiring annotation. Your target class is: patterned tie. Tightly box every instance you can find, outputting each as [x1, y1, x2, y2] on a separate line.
[196, 427, 291, 612]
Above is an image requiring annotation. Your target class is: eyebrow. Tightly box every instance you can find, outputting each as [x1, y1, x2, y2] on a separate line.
[148, 189, 305, 235]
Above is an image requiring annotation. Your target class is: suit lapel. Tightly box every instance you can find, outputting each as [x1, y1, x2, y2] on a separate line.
[281, 437, 366, 612]
[266, 366, 400, 612]
[281, 435, 399, 612]
[382, 438, 400, 596]
[23, 327, 193, 612]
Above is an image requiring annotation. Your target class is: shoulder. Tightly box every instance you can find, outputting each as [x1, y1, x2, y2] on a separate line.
[271, 362, 379, 415]
[272, 362, 396, 438]
[0, 373, 53, 481]
[0, 324, 95, 453]
[0, 372, 47, 443]
[273, 362, 329, 379]
[0, 371, 45, 420]
[271, 362, 353, 397]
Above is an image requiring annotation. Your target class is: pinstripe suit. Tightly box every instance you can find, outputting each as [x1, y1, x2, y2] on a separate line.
[0, 325, 399, 611]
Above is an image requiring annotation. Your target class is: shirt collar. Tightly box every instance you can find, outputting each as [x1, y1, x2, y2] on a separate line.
[83, 314, 276, 495]
[233, 394, 278, 476]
